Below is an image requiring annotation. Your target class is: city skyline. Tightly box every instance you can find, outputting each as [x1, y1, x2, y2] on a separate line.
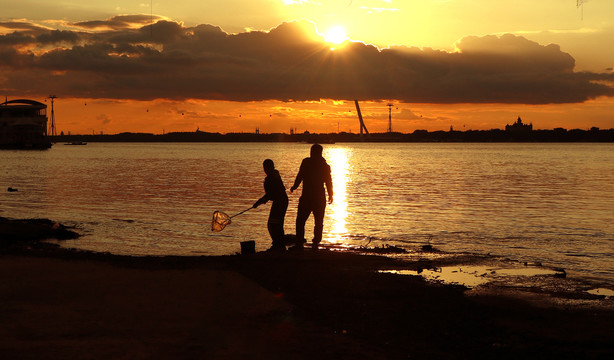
[1, 1, 613, 134]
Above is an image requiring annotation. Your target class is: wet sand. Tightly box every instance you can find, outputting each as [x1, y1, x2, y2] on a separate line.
[1, 245, 613, 360]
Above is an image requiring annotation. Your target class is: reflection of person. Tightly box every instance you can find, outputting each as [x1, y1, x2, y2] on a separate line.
[290, 144, 333, 249]
[253, 159, 289, 251]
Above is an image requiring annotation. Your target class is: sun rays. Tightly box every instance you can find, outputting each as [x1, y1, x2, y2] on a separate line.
[324, 25, 348, 44]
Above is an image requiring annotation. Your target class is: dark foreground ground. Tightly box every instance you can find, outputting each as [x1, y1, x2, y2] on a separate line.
[1, 244, 613, 360]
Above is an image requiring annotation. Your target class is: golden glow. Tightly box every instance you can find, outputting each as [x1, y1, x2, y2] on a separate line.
[48, 97, 614, 136]
[326, 147, 350, 243]
[324, 25, 347, 45]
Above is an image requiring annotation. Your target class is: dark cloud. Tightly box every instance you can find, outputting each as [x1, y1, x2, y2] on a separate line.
[0, 18, 613, 104]
[72, 15, 164, 30]
[35, 30, 80, 45]
[0, 22, 79, 47]
[0, 21, 49, 31]
[0, 31, 35, 46]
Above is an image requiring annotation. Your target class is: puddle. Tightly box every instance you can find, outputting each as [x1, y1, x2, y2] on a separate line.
[381, 265, 565, 288]
[381, 266, 491, 287]
[587, 288, 614, 297]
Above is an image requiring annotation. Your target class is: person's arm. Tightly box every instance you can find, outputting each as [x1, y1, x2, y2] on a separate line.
[253, 194, 269, 208]
[254, 177, 271, 208]
[325, 164, 333, 204]
[290, 160, 305, 193]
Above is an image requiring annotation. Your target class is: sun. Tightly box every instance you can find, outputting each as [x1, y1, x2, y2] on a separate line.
[324, 25, 348, 45]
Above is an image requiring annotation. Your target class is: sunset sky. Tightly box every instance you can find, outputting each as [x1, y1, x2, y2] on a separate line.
[1, 1, 613, 134]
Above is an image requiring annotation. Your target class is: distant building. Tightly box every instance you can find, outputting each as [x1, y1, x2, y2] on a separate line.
[505, 116, 532, 132]
[0, 99, 52, 149]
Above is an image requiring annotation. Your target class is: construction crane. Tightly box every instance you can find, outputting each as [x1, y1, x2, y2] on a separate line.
[354, 100, 369, 136]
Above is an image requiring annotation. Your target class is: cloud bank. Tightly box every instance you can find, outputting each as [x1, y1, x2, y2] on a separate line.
[1, 16, 613, 104]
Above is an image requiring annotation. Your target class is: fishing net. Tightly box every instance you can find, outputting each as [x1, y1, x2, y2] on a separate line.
[211, 207, 252, 232]
[211, 211, 231, 232]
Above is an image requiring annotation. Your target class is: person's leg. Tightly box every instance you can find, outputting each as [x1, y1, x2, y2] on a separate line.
[267, 219, 284, 250]
[268, 198, 288, 249]
[278, 197, 288, 232]
[312, 198, 326, 245]
[295, 198, 311, 245]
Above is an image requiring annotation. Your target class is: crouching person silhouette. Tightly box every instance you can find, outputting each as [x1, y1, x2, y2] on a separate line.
[290, 144, 333, 250]
[253, 159, 289, 252]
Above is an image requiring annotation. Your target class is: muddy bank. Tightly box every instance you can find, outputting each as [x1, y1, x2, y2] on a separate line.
[230, 250, 614, 359]
[1, 247, 612, 359]
[0, 217, 79, 246]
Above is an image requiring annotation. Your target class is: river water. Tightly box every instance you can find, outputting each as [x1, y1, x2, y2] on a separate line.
[1, 142, 613, 287]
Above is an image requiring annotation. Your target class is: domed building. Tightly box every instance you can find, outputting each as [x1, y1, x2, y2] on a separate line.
[505, 116, 533, 132]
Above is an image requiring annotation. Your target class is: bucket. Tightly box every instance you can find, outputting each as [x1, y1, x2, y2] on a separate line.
[240, 240, 255, 255]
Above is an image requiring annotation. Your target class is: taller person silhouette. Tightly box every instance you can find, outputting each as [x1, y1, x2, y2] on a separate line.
[290, 144, 333, 250]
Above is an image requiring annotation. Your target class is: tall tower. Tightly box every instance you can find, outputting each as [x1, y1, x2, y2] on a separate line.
[48, 95, 57, 137]
[354, 100, 369, 136]
[386, 103, 393, 133]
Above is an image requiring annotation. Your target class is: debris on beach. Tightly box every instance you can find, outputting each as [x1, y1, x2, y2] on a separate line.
[358, 244, 407, 254]
[554, 268, 567, 278]
[421, 235, 440, 252]
[0, 217, 80, 246]
[421, 244, 443, 252]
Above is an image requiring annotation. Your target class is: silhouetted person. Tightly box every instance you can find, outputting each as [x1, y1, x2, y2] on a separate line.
[290, 144, 333, 249]
[253, 159, 288, 251]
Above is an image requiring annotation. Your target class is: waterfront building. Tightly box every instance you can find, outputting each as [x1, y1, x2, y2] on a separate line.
[0, 99, 52, 149]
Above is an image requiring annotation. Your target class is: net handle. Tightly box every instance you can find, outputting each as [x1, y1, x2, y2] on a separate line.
[230, 206, 253, 219]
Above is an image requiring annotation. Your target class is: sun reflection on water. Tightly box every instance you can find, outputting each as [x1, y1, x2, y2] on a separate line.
[326, 147, 350, 244]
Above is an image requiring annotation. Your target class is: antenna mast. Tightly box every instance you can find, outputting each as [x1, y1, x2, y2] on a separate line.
[577, 0, 584, 20]
[48, 95, 57, 137]
[386, 103, 393, 133]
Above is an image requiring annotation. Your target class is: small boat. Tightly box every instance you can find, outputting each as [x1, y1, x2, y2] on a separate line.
[65, 141, 87, 145]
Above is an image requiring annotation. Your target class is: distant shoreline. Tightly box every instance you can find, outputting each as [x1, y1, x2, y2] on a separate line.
[52, 127, 614, 143]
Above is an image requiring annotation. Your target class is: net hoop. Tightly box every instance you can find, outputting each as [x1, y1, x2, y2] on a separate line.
[211, 211, 231, 232]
